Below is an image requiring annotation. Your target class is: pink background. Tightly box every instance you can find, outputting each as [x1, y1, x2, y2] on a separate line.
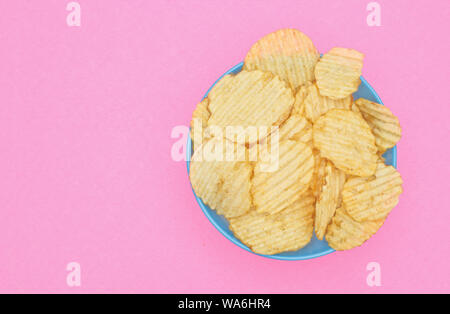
[0, 0, 449, 293]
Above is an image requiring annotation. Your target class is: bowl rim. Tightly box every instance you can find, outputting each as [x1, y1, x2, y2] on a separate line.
[186, 62, 397, 260]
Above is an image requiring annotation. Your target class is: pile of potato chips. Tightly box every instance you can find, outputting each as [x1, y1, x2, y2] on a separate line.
[189, 28, 403, 255]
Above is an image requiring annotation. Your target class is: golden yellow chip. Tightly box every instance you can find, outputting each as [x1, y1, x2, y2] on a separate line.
[304, 83, 352, 122]
[293, 81, 312, 115]
[310, 149, 327, 198]
[244, 28, 320, 91]
[313, 109, 378, 176]
[355, 98, 402, 153]
[326, 207, 385, 251]
[189, 138, 253, 219]
[350, 101, 363, 117]
[207, 70, 294, 144]
[315, 47, 364, 100]
[342, 162, 403, 222]
[278, 113, 312, 144]
[314, 161, 346, 240]
[252, 140, 314, 215]
[190, 98, 211, 150]
[229, 192, 315, 255]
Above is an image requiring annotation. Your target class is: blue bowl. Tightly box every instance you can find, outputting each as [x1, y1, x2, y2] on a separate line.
[186, 62, 397, 260]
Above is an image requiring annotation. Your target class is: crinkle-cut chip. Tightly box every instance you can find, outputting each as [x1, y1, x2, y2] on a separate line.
[278, 113, 312, 144]
[229, 192, 315, 255]
[252, 140, 314, 215]
[314, 161, 346, 240]
[190, 98, 211, 150]
[207, 70, 294, 144]
[304, 83, 352, 122]
[326, 207, 385, 251]
[355, 98, 402, 153]
[313, 109, 378, 177]
[315, 47, 364, 100]
[244, 28, 320, 91]
[293, 82, 312, 115]
[310, 149, 328, 198]
[350, 101, 363, 117]
[189, 138, 253, 219]
[342, 162, 403, 222]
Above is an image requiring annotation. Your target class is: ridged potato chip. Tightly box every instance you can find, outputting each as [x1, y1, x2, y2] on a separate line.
[252, 140, 314, 215]
[293, 82, 312, 115]
[229, 192, 315, 255]
[244, 28, 320, 91]
[207, 70, 294, 144]
[278, 113, 312, 144]
[315, 47, 364, 100]
[326, 207, 385, 251]
[355, 98, 402, 153]
[313, 109, 378, 176]
[343, 162, 403, 222]
[190, 98, 211, 150]
[350, 101, 363, 117]
[189, 138, 253, 219]
[310, 149, 327, 198]
[315, 162, 346, 240]
[304, 83, 352, 122]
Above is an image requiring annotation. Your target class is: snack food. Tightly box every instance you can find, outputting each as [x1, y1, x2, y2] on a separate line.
[342, 162, 403, 222]
[278, 113, 312, 144]
[252, 140, 314, 215]
[303, 83, 352, 122]
[326, 207, 385, 251]
[189, 28, 403, 256]
[310, 149, 327, 198]
[207, 70, 294, 144]
[293, 82, 312, 115]
[315, 47, 364, 100]
[314, 162, 346, 240]
[244, 29, 320, 91]
[355, 98, 402, 153]
[313, 109, 378, 177]
[190, 98, 211, 150]
[189, 138, 253, 219]
[229, 192, 315, 255]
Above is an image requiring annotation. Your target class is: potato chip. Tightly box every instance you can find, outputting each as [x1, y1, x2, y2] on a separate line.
[313, 109, 378, 176]
[207, 70, 294, 144]
[326, 207, 385, 250]
[244, 28, 320, 91]
[315, 47, 364, 100]
[304, 83, 352, 122]
[355, 98, 402, 153]
[342, 162, 403, 222]
[190, 98, 211, 150]
[252, 140, 314, 215]
[310, 149, 327, 198]
[350, 101, 363, 117]
[293, 82, 312, 115]
[189, 138, 253, 219]
[278, 113, 312, 144]
[315, 161, 346, 240]
[229, 192, 315, 255]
